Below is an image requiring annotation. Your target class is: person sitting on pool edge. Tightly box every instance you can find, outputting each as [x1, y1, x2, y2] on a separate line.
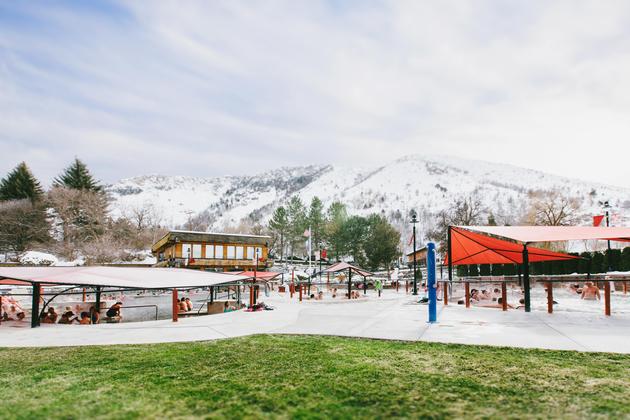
[79, 312, 91, 325]
[223, 302, 237, 312]
[106, 302, 123, 321]
[185, 297, 193, 311]
[581, 282, 600, 300]
[41, 307, 58, 324]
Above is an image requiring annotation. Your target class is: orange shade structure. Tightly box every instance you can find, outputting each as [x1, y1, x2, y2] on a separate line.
[445, 227, 580, 266]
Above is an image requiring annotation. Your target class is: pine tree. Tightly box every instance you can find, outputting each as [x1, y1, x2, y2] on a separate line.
[307, 196, 325, 250]
[286, 196, 307, 258]
[268, 206, 289, 263]
[0, 162, 44, 202]
[324, 201, 347, 261]
[364, 214, 401, 271]
[53, 158, 102, 191]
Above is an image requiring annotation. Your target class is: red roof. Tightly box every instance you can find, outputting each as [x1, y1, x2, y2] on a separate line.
[445, 227, 580, 266]
[230, 271, 281, 281]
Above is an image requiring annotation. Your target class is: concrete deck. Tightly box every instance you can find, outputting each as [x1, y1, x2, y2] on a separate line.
[2, 290, 629, 352]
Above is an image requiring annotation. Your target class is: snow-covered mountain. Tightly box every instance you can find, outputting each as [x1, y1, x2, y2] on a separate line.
[106, 155, 630, 238]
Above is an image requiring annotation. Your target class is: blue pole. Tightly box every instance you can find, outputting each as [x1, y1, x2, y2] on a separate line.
[427, 242, 437, 323]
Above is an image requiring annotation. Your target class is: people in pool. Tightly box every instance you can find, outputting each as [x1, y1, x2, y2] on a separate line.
[106, 302, 123, 320]
[581, 282, 600, 300]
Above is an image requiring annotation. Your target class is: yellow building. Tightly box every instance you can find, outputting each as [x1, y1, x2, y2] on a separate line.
[152, 230, 272, 271]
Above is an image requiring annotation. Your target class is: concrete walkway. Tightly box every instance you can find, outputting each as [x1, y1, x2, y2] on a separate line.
[2, 291, 629, 353]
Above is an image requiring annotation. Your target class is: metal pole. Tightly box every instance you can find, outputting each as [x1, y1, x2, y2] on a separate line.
[31, 283, 41, 328]
[523, 244, 531, 313]
[348, 268, 352, 299]
[428, 242, 437, 323]
[447, 226, 453, 283]
[606, 210, 612, 271]
[412, 222, 418, 295]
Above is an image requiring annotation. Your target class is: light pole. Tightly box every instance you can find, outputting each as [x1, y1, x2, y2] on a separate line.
[600, 200, 612, 271]
[410, 210, 418, 295]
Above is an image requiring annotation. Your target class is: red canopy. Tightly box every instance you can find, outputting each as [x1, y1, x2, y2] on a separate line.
[458, 226, 630, 244]
[229, 271, 281, 281]
[445, 227, 580, 266]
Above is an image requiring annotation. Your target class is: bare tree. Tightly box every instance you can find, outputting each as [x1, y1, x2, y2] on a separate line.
[0, 199, 50, 254]
[526, 190, 581, 226]
[427, 196, 484, 251]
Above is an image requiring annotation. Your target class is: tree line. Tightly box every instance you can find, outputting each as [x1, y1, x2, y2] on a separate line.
[0, 160, 164, 263]
[267, 196, 401, 271]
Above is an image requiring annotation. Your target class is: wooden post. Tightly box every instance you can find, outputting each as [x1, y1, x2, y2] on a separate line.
[443, 281, 448, 305]
[501, 282, 507, 311]
[623, 281, 627, 294]
[249, 285, 254, 307]
[604, 281, 611, 316]
[291, 269, 295, 298]
[299, 284, 303, 302]
[405, 280, 409, 294]
[31, 283, 41, 328]
[82, 288, 86, 302]
[172, 288, 179, 322]
[210, 286, 214, 304]
[546, 282, 553, 314]
[465, 282, 470, 308]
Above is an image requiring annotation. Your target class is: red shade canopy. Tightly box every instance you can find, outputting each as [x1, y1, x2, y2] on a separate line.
[445, 227, 580, 266]
[229, 271, 281, 281]
[458, 226, 630, 244]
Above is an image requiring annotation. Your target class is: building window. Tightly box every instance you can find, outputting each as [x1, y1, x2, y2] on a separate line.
[236, 246, 244, 259]
[205, 245, 214, 259]
[182, 244, 192, 259]
[246, 246, 254, 260]
[192, 244, 202, 259]
[227, 246, 236, 259]
[215, 246, 224, 259]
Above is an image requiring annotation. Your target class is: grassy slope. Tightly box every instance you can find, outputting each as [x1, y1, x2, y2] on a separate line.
[1, 335, 629, 419]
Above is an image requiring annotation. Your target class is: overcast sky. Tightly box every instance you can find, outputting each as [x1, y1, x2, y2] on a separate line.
[1, 1, 630, 187]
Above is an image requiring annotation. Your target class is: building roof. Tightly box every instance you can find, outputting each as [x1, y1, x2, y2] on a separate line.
[324, 262, 373, 277]
[406, 247, 428, 256]
[152, 230, 271, 252]
[0, 266, 249, 289]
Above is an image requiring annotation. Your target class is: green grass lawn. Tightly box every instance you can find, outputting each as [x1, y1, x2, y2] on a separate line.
[1, 335, 629, 419]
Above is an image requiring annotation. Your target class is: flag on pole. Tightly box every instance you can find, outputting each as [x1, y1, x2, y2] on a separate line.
[593, 215, 605, 227]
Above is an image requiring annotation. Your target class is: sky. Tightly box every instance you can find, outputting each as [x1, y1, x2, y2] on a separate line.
[1, 0, 630, 187]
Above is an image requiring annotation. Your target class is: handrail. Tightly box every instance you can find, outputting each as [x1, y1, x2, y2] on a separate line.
[114, 304, 159, 321]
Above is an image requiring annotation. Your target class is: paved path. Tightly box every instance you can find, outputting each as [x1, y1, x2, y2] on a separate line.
[2, 291, 629, 352]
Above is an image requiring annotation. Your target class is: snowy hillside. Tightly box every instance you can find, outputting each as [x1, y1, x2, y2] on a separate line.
[106, 155, 630, 239]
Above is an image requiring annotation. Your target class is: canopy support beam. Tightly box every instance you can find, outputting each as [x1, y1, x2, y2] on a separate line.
[523, 244, 531, 312]
[31, 283, 41, 328]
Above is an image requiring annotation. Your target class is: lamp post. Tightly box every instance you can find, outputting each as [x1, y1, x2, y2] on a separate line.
[600, 200, 612, 271]
[410, 210, 418, 295]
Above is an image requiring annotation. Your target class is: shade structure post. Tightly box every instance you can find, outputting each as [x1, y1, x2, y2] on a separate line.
[501, 282, 507, 311]
[624, 281, 628, 294]
[465, 282, 470, 308]
[443, 281, 448, 305]
[604, 281, 611, 316]
[299, 283, 303, 302]
[348, 268, 352, 299]
[95, 286, 101, 316]
[546, 282, 553, 314]
[363, 277, 367, 295]
[82, 288, 86, 302]
[427, 242, 437, 323]
[523, 244, 531, 313]
[447, 226, 453, 283]
[172, 288, 179, 322]
[31, 283, 41, 328]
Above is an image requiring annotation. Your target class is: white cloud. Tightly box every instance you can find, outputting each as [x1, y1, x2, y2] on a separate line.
[1, 0, 630, 187]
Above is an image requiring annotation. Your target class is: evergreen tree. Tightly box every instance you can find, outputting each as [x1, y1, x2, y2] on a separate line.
[339, 215, 370, 266]
[268, 206, 289, 263]
[285, 196, 307, 258]
[324, 201, 347, 261]
[0, 162, 43, 202]
[621, 247, 630, 272]
[364, 214, 401, 271]
[307, 197, 325, 251]
[53, 158, 102, 191]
